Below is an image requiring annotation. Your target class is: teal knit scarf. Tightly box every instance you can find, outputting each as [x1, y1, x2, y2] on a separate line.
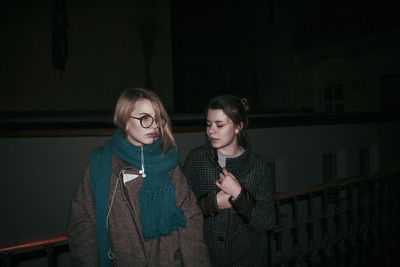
[90, 129, 186, 267]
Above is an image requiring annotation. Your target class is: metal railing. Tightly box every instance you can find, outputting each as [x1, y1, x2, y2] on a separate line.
[270, 168, 400, 267]
[1, 168, 399, 267]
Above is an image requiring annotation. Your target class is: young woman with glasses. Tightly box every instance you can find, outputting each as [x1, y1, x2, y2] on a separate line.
[68, 88, 210, 266]
[183, 95, 276, 267]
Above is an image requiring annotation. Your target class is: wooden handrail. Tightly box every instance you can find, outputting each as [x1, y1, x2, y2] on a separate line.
[0, 234, 67, 253]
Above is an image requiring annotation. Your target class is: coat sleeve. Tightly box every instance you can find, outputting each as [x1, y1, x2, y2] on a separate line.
[244, 159, 276, 233]
[171, 165, 211, 267]
[182, 150, 220, 217]
[67, 164, 100, 267]
[229, 186, 256, 223]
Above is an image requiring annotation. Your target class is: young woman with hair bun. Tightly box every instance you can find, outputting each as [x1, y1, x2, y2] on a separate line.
[183, 95, 275, 267]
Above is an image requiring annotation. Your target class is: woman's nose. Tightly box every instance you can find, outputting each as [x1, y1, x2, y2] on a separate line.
[151, 119, 159, 129]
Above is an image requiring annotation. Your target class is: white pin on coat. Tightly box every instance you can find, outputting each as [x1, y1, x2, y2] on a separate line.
[123, 172, 139, 184]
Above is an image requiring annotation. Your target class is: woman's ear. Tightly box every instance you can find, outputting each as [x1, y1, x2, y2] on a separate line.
[235, 122, 244, 134]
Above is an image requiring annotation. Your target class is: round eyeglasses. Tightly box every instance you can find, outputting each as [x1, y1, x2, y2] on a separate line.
[130, 115, 167, 129]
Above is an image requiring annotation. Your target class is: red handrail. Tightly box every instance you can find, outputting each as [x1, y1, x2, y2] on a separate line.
[0, 234, 67, 253]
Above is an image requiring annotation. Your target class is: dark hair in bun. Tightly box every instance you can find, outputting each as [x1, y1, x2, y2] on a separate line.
[207, 95, 250, 148]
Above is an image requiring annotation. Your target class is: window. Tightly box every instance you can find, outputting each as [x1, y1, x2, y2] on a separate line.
[359, 147, 370, 176]
[380, 74, 400, 112]
[323, 153, 337, 182]
[323, 83, 344, 112]
[294, 1, 400, 51]
[269, 158, 287, 192]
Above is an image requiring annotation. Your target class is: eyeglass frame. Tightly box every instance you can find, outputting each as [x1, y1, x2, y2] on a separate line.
[129, 115, 167, 129]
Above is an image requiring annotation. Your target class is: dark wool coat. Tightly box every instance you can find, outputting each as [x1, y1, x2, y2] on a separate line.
[68, 153, 210, 267]
[183, 145, 275, 267]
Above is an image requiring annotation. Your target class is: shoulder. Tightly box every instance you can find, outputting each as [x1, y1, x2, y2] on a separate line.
[89, 140, 112, 163]
[89, 146, 103, 161]
[188, 145, 208, 155]
[249, 149, 268, 163]
[185, 145, 208, 161]
[244, 149, 270, 169]
[170, 164, 183, 178]
[182, 145, 211, 174]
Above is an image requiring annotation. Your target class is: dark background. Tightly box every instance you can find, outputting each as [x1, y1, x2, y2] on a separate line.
[1, 0, 399, 119]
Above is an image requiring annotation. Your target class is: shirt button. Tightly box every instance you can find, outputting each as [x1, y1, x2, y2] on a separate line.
[218, 236, 224, 242]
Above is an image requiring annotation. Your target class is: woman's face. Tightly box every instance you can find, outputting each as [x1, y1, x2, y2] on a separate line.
[206, 108, 241, 155]
[125, 98, 161, 146]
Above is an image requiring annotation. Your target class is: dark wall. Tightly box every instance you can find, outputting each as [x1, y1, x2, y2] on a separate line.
[0, 0, 174, 112]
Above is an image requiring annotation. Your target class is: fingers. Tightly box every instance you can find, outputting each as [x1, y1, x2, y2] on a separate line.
[215, 179, 222, 189]
[222, 168, 236, 181]
[217, 171, 226, 186]
[218, 168, 236, 185]
[216, 168, 242, 199]
[221, 168, 238, 183]
[222, 167, 229, 176]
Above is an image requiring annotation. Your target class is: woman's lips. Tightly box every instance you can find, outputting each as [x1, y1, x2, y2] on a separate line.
[146, 132, 159, 138]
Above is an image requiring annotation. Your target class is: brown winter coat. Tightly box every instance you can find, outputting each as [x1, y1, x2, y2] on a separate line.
[68, 153, 210, 267]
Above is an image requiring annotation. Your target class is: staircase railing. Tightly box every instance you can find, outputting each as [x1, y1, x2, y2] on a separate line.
[270, 167, 400, 267]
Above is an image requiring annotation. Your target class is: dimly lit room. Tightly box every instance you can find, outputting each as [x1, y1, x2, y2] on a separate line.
[1, 0, 399, 266]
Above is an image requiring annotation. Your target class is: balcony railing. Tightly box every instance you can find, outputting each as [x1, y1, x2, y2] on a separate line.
[1, 168, 399, 267]
[270, 167, 400, 267]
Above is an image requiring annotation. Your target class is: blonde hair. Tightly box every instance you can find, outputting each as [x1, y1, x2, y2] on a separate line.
[113, 88, 176, 154]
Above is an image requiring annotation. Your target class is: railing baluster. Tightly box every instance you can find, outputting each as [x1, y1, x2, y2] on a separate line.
[395, 175, 400, 259]
[320, 188, 334, 265]
[381, 174, 392, 267]
[358, 180, 368, 266]
[1, 251, 13, 267]
[345, 183, 357, 267]
[272, 199, 286, 267]
[376, 176, 384, 251]
[306, 192, 320, 266]
[394, 175, 400, 258]
[334, 185, 346, 267]
[387, 174, 397, 263]
[290, 196, 303, 266]
[367, 178, 378, 266]
[46, 244, 56, 267]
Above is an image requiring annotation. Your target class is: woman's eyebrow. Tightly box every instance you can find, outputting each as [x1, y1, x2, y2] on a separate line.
[138, 112, 152, 116]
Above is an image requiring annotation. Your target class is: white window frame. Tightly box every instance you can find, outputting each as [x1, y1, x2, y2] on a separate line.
[322, 83, 344, 112]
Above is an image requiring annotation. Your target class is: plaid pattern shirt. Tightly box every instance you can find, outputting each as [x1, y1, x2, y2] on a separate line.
[183, 145, 275, 267]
